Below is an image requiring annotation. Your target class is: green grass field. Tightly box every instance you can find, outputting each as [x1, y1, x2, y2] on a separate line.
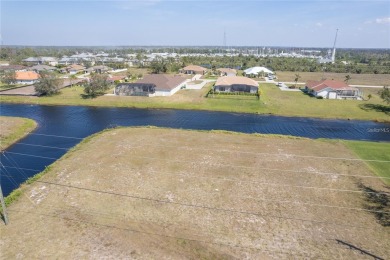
[343, 140, 390, 185]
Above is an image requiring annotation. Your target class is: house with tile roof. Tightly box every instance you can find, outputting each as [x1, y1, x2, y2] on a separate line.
[305, 79, 361, 100]
[214, 76, 258, 93]
[15, 71, 40, 85]
[115, 74, 187, 97]
[66, 64, 86, 75]
[180, 65, 208, 75]
[217, 68, 237, 77]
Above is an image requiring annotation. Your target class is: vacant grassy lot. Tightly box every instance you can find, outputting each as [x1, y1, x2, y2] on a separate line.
[1, 81, 389, 121]
[275, 71, 390, 86]
[1, 128, 389, 259]
[0, 116, 37, 151]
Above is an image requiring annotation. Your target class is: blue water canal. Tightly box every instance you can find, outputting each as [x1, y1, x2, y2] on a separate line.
[1, 103, 389, 196]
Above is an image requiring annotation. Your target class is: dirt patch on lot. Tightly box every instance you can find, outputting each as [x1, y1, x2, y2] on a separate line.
[1, 128, 389, 259]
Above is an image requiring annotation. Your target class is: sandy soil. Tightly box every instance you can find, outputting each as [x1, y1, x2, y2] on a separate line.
[0, 128, 389, 259]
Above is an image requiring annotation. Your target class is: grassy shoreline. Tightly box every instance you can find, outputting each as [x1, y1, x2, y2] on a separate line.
[1, 83, 389, 122]
[0, 116, 37, 151]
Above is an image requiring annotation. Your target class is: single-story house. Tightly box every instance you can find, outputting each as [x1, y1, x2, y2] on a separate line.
[115, 74, 186, 97]
[15, 71, 40, 85]
[84, 65, 111, 74]
[305, 79, 361, 100]
[66, 64, 85, 75]
[28, 65, 57, 73]
[180, 65, 208, 75]
[244, 67, 274, 77]
[217, 68, 237, 77]
[214, 76, 258, 94]
[108, 75, 126, 84]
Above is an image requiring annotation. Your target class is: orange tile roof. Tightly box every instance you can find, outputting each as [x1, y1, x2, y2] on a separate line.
[306, 79, 356, 92]
[15, 71, 40, 80]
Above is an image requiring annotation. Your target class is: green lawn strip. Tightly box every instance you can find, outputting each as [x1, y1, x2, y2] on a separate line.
[343, 140, 390, 185]
[1, 82, 389, 122]
[0, 117, 37, 151]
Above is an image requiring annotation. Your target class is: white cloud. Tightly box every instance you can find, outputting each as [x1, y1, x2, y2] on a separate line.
[316, 22, 323, 27]
[375, 17, 390, 24]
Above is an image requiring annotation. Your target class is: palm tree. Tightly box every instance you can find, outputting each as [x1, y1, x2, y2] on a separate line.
[344, 74, 351, 84]
[294, 73, 301, 87]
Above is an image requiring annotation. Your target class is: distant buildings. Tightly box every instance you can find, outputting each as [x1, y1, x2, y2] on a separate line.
[23, 57, 58, 66]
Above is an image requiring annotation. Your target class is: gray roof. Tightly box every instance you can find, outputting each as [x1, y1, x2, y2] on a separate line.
[29, 65, 57, 71]
[137, 74, 186, 91]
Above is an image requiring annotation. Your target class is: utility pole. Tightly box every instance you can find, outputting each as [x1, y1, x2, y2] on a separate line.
[0, 184, 9, 225]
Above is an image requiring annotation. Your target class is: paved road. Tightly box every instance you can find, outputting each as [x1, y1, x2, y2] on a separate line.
[0, 78, 85, 96]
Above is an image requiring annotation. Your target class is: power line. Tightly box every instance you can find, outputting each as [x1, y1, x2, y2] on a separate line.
[10, 130, 390, 163]
[3, 151, 58, 160]
[7, 208, 298, 257]
[2, 162, 387, 215]
[5, 141, 389, 180]
[36, 180, 382, 230]
[28, 133, 84, 140]
[14, 142, 70, 150]
[2, 151, 389, 195]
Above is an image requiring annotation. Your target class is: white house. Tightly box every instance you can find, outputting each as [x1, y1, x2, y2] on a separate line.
[305, 79, 361, 100]
[244, 66, 274, 77]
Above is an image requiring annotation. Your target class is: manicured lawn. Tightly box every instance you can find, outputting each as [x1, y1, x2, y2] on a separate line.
[259, 83, 389, 121]
[343, 140, 390, 185]
[1, 82, 389, 121]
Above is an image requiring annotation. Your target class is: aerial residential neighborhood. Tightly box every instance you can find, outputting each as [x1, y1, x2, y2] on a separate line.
[0, 0, 389, 259]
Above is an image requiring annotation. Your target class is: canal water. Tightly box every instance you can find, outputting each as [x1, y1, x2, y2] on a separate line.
[1, 103, 389, 196]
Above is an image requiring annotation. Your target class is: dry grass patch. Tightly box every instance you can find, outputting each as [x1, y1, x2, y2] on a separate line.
[1, 128, 389, 259]
[0, 116, 37, 151]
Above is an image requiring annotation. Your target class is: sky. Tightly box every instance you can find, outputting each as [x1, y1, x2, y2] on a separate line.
[1, 0, 389, 48]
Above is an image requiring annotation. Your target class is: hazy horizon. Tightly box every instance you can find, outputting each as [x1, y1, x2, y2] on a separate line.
[1, 0, 389, 48]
